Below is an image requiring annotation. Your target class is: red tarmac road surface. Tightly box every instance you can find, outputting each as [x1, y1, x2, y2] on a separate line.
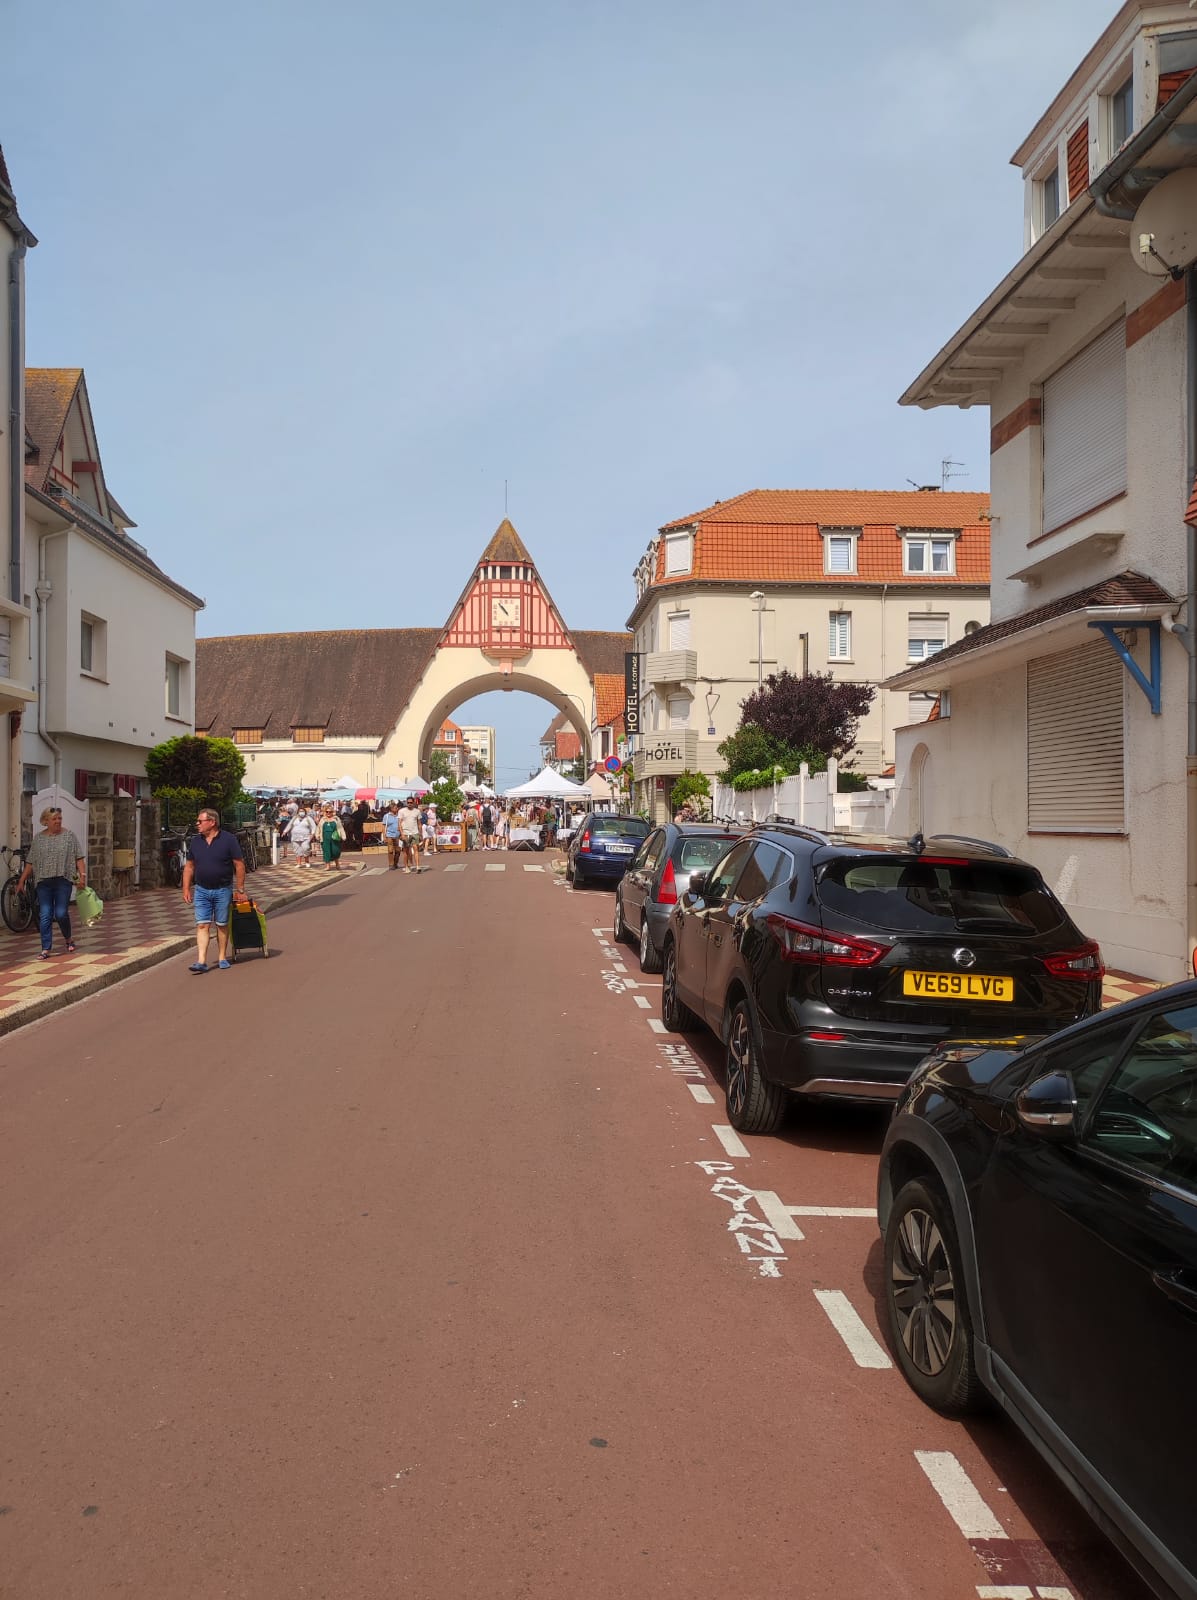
[0, 861, 1151, 1599]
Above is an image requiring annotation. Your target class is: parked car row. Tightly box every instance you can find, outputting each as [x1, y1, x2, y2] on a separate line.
[578, 816, 1195, 1598]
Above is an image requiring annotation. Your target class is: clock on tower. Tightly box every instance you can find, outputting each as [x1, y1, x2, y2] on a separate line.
[491, 596, 521, 628]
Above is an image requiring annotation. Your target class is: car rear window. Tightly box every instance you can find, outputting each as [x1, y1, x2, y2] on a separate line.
[676, 837, 739, 872]
[590, 816, 650, 837]
[816, 858, 1066, 935]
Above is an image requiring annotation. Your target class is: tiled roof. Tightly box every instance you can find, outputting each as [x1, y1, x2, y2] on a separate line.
[593, 672, 624, 728]
[435, 718, 462, 743]
[24, 369, 83, 488]
[196, 629, 441, 739]
[540, 709, 569, 745]
[555, 730, 582, 760]
[661, 488, 989, 532]
[571, 629, 632, 676]
[650, 489, 989, 590]
[1186, 475, 1197, 528]
[480, 518, 533, 565]
[889, 571, 1175, 683]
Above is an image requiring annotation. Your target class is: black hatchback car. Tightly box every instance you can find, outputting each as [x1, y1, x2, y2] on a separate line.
[878, 985, 1197, 1600]
[660, 826, 1103, 1135]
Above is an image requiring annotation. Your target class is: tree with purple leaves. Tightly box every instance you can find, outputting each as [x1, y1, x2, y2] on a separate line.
[719, 671, 875, 785]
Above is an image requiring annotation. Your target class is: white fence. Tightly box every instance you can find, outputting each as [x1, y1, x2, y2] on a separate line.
[712, 759, 894, 835]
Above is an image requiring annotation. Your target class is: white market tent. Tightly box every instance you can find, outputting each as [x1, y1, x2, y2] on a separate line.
[583, 772, 615, 801]
[502, 766, 591, 799]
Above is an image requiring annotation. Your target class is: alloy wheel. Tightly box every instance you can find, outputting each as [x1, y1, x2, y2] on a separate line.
[726, 1010, 750, 1120]
[640, 920, 651, 967]
[890, 1207, 957, 1376]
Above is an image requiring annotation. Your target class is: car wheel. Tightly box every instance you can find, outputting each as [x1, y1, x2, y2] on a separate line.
[724, 1000, 785, 1135]
[613, 894, 629, 945]
[638, 915, 662, 974]
[661, 940, 698, 1032]
[573, 866, 586, 889]
[883, 1178, 983, 1416]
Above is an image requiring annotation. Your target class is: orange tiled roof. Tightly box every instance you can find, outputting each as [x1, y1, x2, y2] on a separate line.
[652, 489, 990, 589]
[593, 672, 624, 728]
[435, 717, 463, 744]
[555, 730, 581, 760]
[1186, 475, 1197, 528]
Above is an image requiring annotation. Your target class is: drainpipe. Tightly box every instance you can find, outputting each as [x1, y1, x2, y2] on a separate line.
[35, 527, 66, 787]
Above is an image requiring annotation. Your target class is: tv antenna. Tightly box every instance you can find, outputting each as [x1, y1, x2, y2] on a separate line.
[906, 478, 939, 492]
[941, 458, 968, 489]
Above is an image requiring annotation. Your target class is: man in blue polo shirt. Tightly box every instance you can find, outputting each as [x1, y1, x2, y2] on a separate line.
[182, 807, 246, 972]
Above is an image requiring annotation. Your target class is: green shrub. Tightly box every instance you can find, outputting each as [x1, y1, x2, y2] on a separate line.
[155, 787, 205, 830]
[670, 770, 711, 814]
[146, 735, 245, 811]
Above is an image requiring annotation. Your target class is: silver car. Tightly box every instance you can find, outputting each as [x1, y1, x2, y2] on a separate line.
[614, 824, 744, 972]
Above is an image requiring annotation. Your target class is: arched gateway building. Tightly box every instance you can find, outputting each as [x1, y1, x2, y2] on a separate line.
[194, 521, 630, 790]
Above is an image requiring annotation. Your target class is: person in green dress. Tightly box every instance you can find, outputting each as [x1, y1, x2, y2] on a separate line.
[319, 804, 345, 870]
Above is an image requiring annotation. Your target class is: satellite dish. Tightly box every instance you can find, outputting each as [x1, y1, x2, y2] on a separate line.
[1131, 169, 1197, 277]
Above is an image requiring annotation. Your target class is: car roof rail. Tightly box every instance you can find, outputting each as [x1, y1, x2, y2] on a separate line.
[756, 820, 833, 846]
[763, 813, 795, 825]
[925, 832, 1013, 859]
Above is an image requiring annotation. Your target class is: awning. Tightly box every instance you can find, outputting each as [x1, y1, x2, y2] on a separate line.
[886, 570, 1177, 692]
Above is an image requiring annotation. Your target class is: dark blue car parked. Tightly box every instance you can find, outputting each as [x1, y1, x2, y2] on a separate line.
[565, 813, 651, 889]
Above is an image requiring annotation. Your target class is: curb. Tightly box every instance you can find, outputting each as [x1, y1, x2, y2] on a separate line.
[0, 867, 354, 1041]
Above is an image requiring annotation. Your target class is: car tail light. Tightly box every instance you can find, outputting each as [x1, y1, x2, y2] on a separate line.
[579, 830, 591, 852]
[1042, 941, 1105, 982]
[656, 859, 678, 904]
[766, 914, 888, 967]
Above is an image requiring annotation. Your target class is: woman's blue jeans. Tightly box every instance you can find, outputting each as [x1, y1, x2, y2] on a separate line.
[36, 876, 72, 952]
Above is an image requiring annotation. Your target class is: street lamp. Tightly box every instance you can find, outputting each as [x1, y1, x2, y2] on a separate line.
[749, 591, 766, 690]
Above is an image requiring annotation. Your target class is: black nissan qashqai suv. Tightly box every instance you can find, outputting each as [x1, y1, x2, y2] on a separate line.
[660, 826, 1103, 1136]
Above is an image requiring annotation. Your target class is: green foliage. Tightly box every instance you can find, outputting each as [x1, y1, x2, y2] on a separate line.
[428, 749, 453, 783]
[433, 775, 465, 820]
[670, 770, 711, 813]
[837, 769, 872, 792]
[145, 736, 246, 811]
[730, 766, 790, 792]
[472, 758, 491, 784]
[739, 670, 875, 762]
[155, 786, 205, 830]
[717, 723, 804, 783]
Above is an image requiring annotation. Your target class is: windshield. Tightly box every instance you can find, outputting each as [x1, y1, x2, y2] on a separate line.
[816, 859, 1066, 935]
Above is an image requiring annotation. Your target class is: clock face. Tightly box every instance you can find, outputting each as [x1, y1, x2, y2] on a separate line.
[491, 596, 521, 628]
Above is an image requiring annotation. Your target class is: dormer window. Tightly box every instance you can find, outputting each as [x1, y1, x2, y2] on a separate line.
[1040, 167, 1061, 229]
[663, 532, 693, 576]
[822, 529, 859, 575]
[904, 535, 955, 575]
[1109, 73, 1134, 150]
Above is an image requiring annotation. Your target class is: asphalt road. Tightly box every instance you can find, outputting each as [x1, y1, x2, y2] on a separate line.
[0, 857, 1151, 1599]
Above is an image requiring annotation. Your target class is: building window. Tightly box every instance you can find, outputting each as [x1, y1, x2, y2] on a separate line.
[904, 537, 954, 575]
[667, 610, 691, 651]
[823, 531, 858, 575]
[1109, 73, 1133, 149]
[664, 533, 693, 576]
[80, 612, 107, 677]
[907, 616, 948, 661]
[165, 654, 188, 718]
[232, 728, 263, 745]
[442, 729, 456, 742]
[1042, 320, 1126, 534]
[828, 612, 852, 660]
[292, 727, 325, 744]
[1028, 640, 1124, 832]
[668, 694, 691, 728]
[1041, 166, 1060, 228]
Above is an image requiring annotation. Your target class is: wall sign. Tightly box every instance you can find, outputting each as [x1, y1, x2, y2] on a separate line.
[624, 652, 641, 736]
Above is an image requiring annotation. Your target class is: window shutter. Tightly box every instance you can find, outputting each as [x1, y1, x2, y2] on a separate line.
[1027, 640, 1124, 832]
[1066, 120, 1089, 203]
[668, 611, 691, 650]
[828, 612, 851, 657]
[826, 537, 852, 574]
[1042, 322, 1126, 533]
[664, 534, 692, 576]
[668, 695, 690, 728]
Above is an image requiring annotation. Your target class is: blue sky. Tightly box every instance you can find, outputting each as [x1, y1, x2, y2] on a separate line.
[8, 0, 1111, 779]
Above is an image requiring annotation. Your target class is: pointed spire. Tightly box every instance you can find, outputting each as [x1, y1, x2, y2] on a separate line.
[480, 518, 534, 567]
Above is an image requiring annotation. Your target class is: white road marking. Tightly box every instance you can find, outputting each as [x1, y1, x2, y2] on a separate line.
[686, 1083, 716, 1104]
[712, 1125, 749, 1157]
[444, 864, 466, 873]
[612, 961, 627, 973]
[752, 1189, 806, 1240]
[648, 1018, 668, 1034]
[591, 928, 606, 936]
[813, 1290, 892, 1369]
[788, 1206, 878, 1219]
[915, 1451, 1007, 1541]
[484, 863, 506, 872]
[633, 995, 651, 1009]
[976, 1590, 1034, 1599]
[523, 864, 543, 872]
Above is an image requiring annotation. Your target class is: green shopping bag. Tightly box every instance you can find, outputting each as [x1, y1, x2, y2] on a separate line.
[75, 885, 104, 926]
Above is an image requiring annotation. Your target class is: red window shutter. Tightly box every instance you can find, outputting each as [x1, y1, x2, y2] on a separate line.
[1158, 69, 1195, 109]
[1067, 121, 1089, 204]
[74, 770, 89, 802]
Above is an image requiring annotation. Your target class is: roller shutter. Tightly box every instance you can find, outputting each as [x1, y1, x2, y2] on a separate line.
[1027, 640, 1124, 832]
[1041, 321, 1126, 534]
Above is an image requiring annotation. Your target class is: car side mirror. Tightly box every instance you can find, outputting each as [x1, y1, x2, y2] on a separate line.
[1016, 1071, 1078, 1140]
[689, 871, 709, 899]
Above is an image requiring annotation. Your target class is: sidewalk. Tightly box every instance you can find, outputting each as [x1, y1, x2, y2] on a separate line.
[1103, 968, 1162, 1008]
[0, 858, 350, 1038]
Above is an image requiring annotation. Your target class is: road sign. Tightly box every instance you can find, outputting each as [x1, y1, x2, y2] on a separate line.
[604, 756, 622, 774]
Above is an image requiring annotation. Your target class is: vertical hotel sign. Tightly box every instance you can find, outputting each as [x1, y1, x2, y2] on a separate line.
[624, 652, 641, 737]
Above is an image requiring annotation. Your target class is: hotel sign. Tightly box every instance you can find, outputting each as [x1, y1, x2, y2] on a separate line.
[624, 652, 641, 736]
[633, 730, 698, 778]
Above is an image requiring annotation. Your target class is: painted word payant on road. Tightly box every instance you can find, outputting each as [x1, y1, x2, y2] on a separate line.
[695, 1161, 787, 1278]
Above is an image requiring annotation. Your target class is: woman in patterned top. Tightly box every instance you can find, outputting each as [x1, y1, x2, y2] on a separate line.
[16, 806, 88, 959]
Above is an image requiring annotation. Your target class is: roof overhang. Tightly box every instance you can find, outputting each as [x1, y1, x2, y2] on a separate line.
[886, 601, 1176, 692]
[902, 66, 1197, 412]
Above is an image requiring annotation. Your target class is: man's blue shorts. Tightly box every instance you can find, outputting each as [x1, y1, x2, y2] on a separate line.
[193, 883, 234, 927]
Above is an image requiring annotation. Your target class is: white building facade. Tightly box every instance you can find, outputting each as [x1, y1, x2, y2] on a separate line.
[889, 0, 1197, 982]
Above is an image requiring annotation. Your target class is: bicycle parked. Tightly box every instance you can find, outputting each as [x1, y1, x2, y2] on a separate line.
[0, 844, 34, 933]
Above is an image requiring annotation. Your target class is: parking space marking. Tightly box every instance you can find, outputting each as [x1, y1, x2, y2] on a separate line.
[788, 1205, 877, 1219]
[612, 961, 627, 973]
[915, 1452, 1007, 1541]
[686, 1083, 716, 1105]
[633, 995, 651, 1009]
[647, 1018, 668, 1034]
[976, 1590, 1075, 1599]
[752, 1190, 806, 1240]
[813, 1290, 892, 1369]
[712, 1125, 749, 1158]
